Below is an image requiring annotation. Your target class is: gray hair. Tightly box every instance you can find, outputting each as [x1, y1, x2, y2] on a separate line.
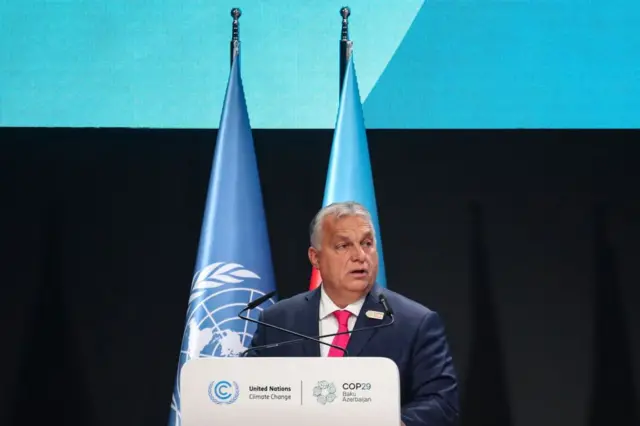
[309, 201, 376, 249]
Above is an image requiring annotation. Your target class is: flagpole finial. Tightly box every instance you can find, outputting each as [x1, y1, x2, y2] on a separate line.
[340, 7, 350, 41]
[230, 8, 241, 66]
[231, 7, 241, 22]
[339, 7, 352, 94]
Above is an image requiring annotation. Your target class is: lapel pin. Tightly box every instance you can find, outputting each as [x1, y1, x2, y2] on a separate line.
[365, 310, 384, 320]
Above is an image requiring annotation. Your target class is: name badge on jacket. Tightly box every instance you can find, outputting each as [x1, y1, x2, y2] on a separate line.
[365, 310, 385, 320]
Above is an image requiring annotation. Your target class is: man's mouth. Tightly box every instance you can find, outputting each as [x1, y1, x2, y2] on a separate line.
[349, 268, 368, 277]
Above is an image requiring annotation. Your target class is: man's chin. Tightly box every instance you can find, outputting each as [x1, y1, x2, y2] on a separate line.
[344, 277, 373, 291]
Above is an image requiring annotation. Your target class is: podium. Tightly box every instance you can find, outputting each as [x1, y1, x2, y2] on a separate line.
[180, 357, 401, 426]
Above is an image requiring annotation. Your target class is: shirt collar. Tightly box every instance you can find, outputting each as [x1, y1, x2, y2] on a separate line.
[319, 284, 366, 320]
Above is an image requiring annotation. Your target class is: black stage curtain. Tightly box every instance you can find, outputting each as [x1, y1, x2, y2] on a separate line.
[1, 128, 638, 426]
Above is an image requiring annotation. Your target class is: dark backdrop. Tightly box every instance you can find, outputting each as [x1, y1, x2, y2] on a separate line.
[1, 128, 638, 426]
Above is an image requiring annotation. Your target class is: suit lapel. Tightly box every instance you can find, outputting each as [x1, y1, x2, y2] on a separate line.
[299, 287, 322, 357]
[346, 286, 384, 357]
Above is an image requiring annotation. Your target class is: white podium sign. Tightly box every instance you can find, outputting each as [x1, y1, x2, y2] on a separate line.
[180, 357, 401, 426]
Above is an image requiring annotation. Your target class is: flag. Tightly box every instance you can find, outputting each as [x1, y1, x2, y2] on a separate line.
[309, 55, 387, 290]
[168, 54, 277, 426]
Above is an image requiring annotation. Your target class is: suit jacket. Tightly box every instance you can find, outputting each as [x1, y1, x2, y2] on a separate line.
[248, 285, 459, 426]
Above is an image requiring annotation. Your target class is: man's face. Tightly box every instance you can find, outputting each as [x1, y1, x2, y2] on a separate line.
[308, 215, 378, 295]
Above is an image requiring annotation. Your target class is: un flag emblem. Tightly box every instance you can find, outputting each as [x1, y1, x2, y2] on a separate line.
[182, 262, 276, 358]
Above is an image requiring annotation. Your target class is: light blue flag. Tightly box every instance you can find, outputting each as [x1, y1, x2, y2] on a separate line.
[168, 55, 277, 426]
[321, 54, 387, 287]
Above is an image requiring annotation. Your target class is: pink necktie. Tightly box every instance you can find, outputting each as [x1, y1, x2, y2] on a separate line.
[328, 310, 351, 357]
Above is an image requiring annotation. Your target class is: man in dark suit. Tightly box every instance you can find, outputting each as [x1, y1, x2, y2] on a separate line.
[248, 201, 459, 426]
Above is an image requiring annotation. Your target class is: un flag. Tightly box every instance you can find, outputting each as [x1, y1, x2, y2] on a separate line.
[168, 54, 278, 426]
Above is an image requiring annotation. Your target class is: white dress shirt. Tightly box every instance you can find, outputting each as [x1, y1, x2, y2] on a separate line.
[318, 285, 365, 357]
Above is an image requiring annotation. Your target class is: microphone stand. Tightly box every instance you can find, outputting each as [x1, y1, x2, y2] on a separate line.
[243, 312, 394, 356]
[238, 306, 348, 357]
[241, 294, 395, 356]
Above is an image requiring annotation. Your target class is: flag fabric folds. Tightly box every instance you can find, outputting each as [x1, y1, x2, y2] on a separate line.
[309, 55, 387, 290]
[168, 55, 277, 426]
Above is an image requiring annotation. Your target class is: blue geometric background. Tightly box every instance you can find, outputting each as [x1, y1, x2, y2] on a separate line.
[1, 0, 639, 128]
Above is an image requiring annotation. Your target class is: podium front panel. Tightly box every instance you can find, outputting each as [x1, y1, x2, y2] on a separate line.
[180, 357, 401, 426]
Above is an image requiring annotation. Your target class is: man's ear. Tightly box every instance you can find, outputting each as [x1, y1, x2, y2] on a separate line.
[308, 246, 320, 269]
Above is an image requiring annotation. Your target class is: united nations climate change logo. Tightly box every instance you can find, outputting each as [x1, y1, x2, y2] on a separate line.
[313, 380, 337, 405]
[208, 380, 240, 405]
[182, 262, 276, 358]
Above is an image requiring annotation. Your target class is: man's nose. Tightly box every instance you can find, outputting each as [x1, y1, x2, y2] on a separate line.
[350, 245, 366, 261]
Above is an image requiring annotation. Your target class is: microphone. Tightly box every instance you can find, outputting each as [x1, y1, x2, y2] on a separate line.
[239, 290, 277, 313]
[378, 293, 394, 317]
[238, 292, 348, 357]
[242, 292, 395, 356]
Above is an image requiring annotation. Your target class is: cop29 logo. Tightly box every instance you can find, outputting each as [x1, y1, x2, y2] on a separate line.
[313, 380, 337, 405]
[208, 380, 240, 405]
[343, 382, 372, 391]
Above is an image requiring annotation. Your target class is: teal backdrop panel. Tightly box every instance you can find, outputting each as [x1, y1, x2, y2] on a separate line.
[1, 0, 638, 128]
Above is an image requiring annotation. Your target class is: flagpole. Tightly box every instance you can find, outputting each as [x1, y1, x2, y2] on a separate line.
[230, 8, 241, 66]
[339, 7, 352, 95]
